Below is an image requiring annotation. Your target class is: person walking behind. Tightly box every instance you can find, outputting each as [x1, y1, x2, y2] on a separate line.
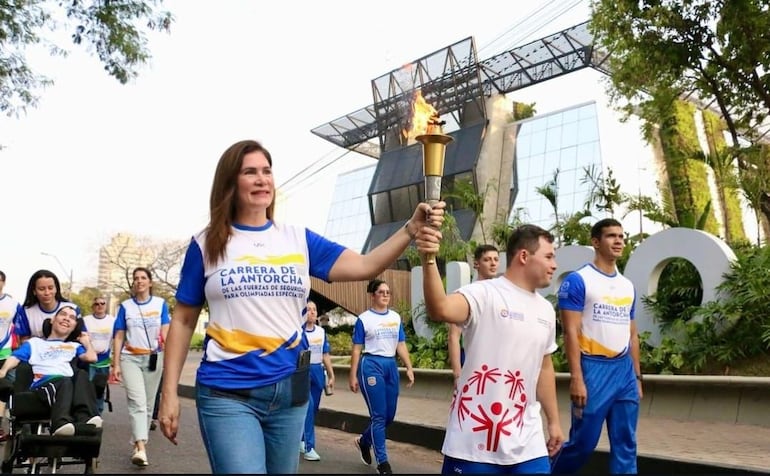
[16, 269, 80, 341]
[82, 296, 116, 416]
[550, 218, 641, 474]
[448, 244, 498, 387]
[157, 139, 444, 475]
[110, 267, 170, 468]
[416, 224, 564, 474]
[0, 270, 21, 440]
[350, 279, 415, 475]
[300, 300, 335, 462]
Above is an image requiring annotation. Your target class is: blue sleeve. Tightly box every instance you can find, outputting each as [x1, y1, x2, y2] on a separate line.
[398, 322, 405, 342]
[114, 305, 127, 331]
[12, 342, 31, 362]
[352, 318, 366, 345]
[160, 300, 171, 325]
[557, 272, 586, 312]
[630, 288, 637, 320]
[75, 344, 86, 357]
[322, 334, 331, 354]
[175, 237, 207, 307]
[15, 307, 30, 338]
[306, 229, 346, 283]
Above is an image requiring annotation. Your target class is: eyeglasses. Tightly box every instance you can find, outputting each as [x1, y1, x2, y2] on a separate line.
[375, 290, 391, 296]
[94, 302, 106, 306]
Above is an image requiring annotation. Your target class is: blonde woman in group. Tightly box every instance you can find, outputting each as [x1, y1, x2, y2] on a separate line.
[110, 267, 170, 467]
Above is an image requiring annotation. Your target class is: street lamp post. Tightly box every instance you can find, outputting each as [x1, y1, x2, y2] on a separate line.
[40, 252, 73, 297]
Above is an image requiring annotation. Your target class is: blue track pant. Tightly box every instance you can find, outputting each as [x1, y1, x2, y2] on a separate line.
[551, 353, 639, 474]
[302, 363, 325, 452]
[357, 354, 400, 465]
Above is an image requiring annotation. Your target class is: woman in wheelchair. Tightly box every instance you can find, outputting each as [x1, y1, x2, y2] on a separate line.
[0, 305, 102, 436]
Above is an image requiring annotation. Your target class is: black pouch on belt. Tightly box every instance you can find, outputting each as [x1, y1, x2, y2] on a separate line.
[290, 350, 311, 407]
[148, 353, 158, 372]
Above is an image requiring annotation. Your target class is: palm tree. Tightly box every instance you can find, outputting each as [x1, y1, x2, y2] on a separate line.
[535, 169, 560, 245]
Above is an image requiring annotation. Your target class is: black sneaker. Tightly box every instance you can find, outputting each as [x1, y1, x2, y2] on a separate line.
[354, 437, 372, 465]
[377, 461, 393, 474]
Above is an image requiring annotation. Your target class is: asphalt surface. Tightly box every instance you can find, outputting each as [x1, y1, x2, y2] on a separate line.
[0, 384, 443, 474]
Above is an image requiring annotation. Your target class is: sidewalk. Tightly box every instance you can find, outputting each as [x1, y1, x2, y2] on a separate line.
[178, 352, 770, 474]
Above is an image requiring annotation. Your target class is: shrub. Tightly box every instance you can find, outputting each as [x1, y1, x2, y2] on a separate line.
[190, 333, 205, 351]
[327, 332, 353, 356]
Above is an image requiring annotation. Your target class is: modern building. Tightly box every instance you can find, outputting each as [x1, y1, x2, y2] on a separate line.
[311, 20, 764, 314]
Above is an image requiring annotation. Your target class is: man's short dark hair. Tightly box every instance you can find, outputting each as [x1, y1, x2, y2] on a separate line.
[474, 244, 498, 261]
[506, 224, 554, 258]
[0, 270, 5, 282]
[591, 218, 623, 240]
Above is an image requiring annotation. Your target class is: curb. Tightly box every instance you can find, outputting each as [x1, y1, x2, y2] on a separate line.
[178, 384, 766, 474]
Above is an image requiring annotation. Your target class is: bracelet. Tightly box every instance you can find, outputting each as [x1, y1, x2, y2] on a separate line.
[636, 374, 643, 381]
[403, 220, 417, 240]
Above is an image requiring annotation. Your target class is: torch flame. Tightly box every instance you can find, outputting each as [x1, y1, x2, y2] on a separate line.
[403, 90, 441, 142]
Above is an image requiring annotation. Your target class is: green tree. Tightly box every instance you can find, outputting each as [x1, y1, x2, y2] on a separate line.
[69, 286, 104, 314]
[590, 0, 770, 226]
[1, 0, 173, 116]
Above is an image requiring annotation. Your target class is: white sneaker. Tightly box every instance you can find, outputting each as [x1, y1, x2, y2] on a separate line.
[52, 423, 75, 436]
[86, 416, 103, 428]
[303, 448, 320, 461]
[299, 440, 305, 454]
[131, 449, 149, 467]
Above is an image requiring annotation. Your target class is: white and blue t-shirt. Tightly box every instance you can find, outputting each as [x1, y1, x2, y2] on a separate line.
[352, 309, 405, 357]
[82, 313, 117, 367]
[557, 263, 636, 357]
[175, 221, 345, 390]
[16, 301, 81, 339]
[114, 297, 170, 355]
[13, 337, 85, 388]
[304, 324, 330, 365]
[0, 294, 21, 358]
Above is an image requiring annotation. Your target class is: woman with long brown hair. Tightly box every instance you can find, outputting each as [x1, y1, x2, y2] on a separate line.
[158, 139, 444, 474]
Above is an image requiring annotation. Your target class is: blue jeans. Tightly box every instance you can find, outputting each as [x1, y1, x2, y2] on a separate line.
[88, 365, 110, 415]
[196, 374, 309, 474]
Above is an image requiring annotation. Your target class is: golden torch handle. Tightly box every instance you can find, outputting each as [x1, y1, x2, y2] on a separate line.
[417, 131, 453, 266]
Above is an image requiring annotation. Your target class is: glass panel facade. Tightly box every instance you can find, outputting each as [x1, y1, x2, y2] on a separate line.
[324, 165, 376, 252]
[509, 102, 602, 227]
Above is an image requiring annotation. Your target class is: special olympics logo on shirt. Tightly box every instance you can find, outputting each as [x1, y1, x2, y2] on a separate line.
[499, 309, 524, 321]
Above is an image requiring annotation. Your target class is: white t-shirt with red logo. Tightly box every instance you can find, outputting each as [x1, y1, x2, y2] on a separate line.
[443, 276, 557, 465]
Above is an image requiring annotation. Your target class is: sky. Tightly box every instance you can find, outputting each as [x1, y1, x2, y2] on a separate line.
[0, 0, 593, 298]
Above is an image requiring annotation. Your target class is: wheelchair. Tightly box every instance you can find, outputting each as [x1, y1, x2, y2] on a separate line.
[0, 319, 103, 474]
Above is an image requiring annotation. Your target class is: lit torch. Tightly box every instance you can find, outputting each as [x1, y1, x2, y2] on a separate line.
[406, 91, 453, 265]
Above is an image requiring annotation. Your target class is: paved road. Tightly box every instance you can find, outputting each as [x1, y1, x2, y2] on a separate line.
[1, 384, 443, 474]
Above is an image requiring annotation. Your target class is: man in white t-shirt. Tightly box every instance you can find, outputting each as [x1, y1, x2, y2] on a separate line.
[550, 218, 641, 474]
[82, 296, 117, 415]
[448, 244, 499, 387]
[416, 224, 564, 474]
